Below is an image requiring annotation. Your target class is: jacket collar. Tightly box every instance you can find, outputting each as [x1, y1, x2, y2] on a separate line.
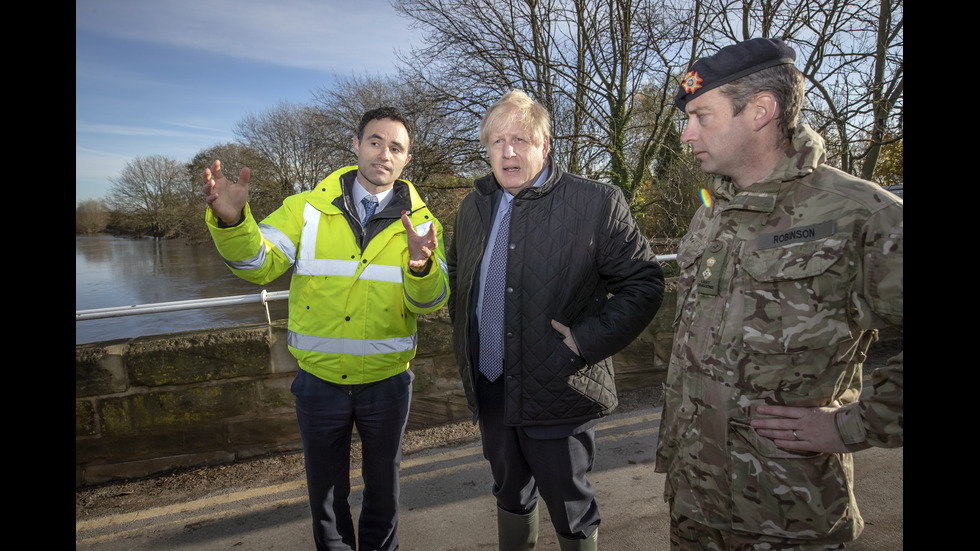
[305, 166, 424, 249]
[709, 124, 827, 202]
[310, 166, 418, 216]
[473, 156, 564, 200]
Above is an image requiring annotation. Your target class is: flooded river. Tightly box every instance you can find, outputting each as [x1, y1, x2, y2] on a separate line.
[75, 235, 290, 344]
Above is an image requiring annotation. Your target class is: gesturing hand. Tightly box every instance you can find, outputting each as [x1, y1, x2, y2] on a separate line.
[203, 160, 250, 225]
[401, 212, 437, 273]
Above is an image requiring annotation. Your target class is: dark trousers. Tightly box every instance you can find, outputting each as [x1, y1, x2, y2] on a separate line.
[476, 374, 601, 539]
[291, 368, 413, 551]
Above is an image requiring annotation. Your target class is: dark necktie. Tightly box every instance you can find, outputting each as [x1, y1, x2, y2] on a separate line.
[361, 195, 378, 227]
[478, 201, 513, 382]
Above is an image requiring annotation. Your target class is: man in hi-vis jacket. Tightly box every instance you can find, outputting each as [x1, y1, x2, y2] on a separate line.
[203, 107, 449, 551]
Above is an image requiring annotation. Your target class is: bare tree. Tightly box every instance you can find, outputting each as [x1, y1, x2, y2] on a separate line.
[690, 0, 903, 177]
[75, 199, 110, 234]
[189, 142, 289, 224]
[311, 73, 481, 186]
[859, 0, 903, 182]
[310, 73, 478, 235]
[106, 155, 195, 237]
[235, 101, 333, 193]
[392, 0, 686, 206]
[391, 0, 901, 215]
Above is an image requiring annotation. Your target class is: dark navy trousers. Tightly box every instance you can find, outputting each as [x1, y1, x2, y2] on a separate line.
[292, 367, 413, 551]
[476, 373, 601, 539]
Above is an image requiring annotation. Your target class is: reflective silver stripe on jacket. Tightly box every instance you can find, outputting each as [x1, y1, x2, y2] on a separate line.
[224, 248, 265, 271]
[292, 202, 406, 283]
[288, 331, 418, 356]
[223, 223, 294, 271]
[298, 202, 321, 265]
[435, 257, 449, 276]
[406, 274, 448, 309]
[295, 258, 358, 277]
[260, 223, 296, 264]
[293, 259, 405, 282]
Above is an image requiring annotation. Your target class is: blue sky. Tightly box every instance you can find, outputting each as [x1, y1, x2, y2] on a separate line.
[76, 0, 418, 205]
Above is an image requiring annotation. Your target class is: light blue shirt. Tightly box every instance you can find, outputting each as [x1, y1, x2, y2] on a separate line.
[352, 177, 394, 223]
[475, 164, 550, 322]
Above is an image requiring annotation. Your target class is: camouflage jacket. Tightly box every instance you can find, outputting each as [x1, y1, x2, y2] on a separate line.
[654, 125, 903, 543]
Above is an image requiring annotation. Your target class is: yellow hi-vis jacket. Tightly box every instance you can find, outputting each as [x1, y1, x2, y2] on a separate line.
[206, 166, 450, 385]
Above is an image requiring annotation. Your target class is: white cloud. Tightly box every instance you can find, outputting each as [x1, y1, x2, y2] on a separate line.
[76, 120, 229, 140]
[75, 0, 418, 203]
[75, 0, 416, 74]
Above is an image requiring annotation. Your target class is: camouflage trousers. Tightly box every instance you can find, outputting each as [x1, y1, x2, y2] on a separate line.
[670, 512, 846, 551]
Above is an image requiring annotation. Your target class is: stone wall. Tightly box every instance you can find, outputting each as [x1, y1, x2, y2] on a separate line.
[76, 284, 677, 487]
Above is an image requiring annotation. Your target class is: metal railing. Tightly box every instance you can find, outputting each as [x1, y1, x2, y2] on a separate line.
[75, 290, 290, 324]
[75, 254, 678, 322]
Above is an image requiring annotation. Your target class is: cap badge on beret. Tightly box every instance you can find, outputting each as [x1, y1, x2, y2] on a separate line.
[674, 38, 797, 111]
[681, 71, 703, 94]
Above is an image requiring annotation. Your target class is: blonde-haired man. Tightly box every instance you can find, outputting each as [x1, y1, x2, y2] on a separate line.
[447, 90, 665, 550]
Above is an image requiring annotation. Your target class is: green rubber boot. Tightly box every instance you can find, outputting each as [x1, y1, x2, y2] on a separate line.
[557, 527, 598, 551]
[497, 505, 538, 550]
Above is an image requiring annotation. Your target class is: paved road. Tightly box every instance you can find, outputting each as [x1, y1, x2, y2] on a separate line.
[75, 403, 902, 550]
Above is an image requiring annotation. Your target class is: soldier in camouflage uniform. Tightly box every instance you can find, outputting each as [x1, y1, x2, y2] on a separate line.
[655, 38, 903, 550]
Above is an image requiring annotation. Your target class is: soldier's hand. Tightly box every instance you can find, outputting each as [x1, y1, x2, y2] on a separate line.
[751, 404, 852, 454]
[204, 159, 250, 225]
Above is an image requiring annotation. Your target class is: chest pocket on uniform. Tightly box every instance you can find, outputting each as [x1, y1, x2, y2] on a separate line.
[740, 237, 852, 354]
[672, 237, 706, 325]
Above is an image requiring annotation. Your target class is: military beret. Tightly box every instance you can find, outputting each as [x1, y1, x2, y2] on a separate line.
[674, 38, 796, 111]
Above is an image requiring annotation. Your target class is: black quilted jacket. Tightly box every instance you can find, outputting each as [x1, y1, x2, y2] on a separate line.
[447, 163, 665, 426]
